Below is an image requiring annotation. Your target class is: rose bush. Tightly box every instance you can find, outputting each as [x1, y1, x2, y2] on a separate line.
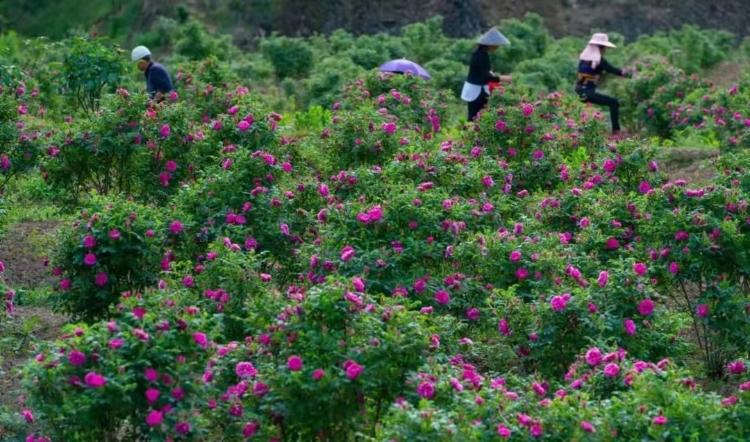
[0, 82, 43, 193]
[52, 196, 165, 321]
[22, 290, 219, 440]
[10, 28, 750, 440]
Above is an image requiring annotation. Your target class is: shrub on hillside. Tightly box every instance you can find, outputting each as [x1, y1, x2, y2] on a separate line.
[260, 36, 315, 79]
[52, 196, 165, 321]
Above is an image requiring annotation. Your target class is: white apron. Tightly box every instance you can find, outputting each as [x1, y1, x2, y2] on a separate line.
[461, 82, 490, 102]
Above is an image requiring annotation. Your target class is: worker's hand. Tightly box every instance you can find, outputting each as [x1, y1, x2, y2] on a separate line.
[498, 75, 513, 83]
[621, 67, 635, 78]
[154, 91, 164, 102]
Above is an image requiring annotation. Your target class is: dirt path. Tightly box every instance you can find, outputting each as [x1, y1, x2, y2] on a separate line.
[0, 306, 68, 402]
[0, 220, 67, 437]
[0, 220, 63, 289]
[659, 147, 720, 184]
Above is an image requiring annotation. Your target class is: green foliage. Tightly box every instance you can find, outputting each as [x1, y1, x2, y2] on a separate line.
[623, 25, 735, 74]
[52, 196, 165, 321]
[260, 35, 314, 79]
[5, 14, 750, 442]
[42, 90, 150, 204]
[60, 35, 126, 113]
[173, 18, 237, 62]
[400, 16, 450, 64]
[491, 13, 551, 73]
[0, 84, 42, 193]
[182, 242, 275, 340]
[201, 280, 435, 440]
[304, 55, 365, 108]
[292, 104, 332, 133]
[514, 51, 576, 91]
[378, 355, 750, 440]
[23, 291, 219, 440]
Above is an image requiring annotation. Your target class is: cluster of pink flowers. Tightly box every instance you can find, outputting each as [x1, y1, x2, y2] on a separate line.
[550, 293, 571, 312]
[356, 205, 383, 224]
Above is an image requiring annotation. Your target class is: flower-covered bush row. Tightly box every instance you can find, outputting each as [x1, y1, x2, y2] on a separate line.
[6, 13, 744, 112]
[40, 67, 279, 205]
[3, 21, 748, 207]
[25, 71, 750, 441]
[27, 245, 750, 440]
[378, 349, 750, 441]
[611, 58, 750, 148]
[0, 82, 43, 193]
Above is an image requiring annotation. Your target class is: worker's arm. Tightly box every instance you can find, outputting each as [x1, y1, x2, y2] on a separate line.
[150, 66, 174, 97]
[478, 52, 500, 83]
[600, 58, 625, 76]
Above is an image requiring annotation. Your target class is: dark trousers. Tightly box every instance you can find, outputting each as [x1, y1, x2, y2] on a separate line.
[577, 88, 620, 132]
[467, 92, 489, 121]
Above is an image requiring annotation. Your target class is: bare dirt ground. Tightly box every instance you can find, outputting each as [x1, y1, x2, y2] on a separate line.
[0, 220, 62, 288]
[0, 306, 68, 398]
[0, 220, 67, 436]
[659, 147, 720, 185]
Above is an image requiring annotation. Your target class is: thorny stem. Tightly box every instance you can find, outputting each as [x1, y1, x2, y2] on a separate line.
[678, 278, 711, 370]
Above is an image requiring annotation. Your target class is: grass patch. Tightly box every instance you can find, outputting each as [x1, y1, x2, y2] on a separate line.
[0, 173, 73, 233]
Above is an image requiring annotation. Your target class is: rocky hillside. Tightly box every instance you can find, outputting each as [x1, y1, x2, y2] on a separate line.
[2, 0, 749, 44]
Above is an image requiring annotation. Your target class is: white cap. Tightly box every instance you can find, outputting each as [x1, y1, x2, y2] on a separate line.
[478, 28, 510, 46]
[131, 45, 151, 62]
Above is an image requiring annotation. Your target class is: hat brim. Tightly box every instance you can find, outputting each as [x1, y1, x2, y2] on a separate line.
[478, 29, 510, 46]
[589, 40, 616, 48]
[478, 38, 510, 46]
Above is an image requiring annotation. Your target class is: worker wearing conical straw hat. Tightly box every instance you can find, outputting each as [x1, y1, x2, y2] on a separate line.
[461, 27, 512, 121]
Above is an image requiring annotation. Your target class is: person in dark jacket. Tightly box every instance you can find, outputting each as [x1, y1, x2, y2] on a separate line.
[575, 33, 631, 134]
[131, 45, 173, 101]
[462, 28, 512, 121]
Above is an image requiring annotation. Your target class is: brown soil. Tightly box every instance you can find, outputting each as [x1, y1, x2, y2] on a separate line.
[0, 306, 67, 439]
[0, 221, 62, 288]
[0, 220, 67, 437]
[660, 147, 720, 185]
[705, 61, 747, 89]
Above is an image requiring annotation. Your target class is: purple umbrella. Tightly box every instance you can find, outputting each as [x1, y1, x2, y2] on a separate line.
[379, 59, 431, 79]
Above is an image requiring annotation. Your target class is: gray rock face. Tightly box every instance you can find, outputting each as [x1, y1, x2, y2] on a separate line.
[3, 0, 750, 42]
[263, 0, 750, 40]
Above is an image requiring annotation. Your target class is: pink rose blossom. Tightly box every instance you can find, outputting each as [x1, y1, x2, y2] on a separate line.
[585, 347, 602, 366]
[235, 361, 257, 378]
[597, 271, 609, 287]
[727, 360, 746, 375]
[633, 262, 648, 276]
[243, 421, 260, 437]
[417, 381, 435, 399]
[288, 355, 303, 371]
[624, 319, 637, 336]
[434, 290, 451, 305]
[83, 252, 97, 266]
[84, 372, 106, 388]
[344, 360, 363, 380]
[497, 424, 512, 438]
[146, 410, 163, 427]
[638, 299, 655, 316]
[603, 363, 620, 377]
[193, 332, 208, 349]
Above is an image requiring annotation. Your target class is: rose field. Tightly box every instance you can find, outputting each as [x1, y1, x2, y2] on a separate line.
[1, 14, 750, 441]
